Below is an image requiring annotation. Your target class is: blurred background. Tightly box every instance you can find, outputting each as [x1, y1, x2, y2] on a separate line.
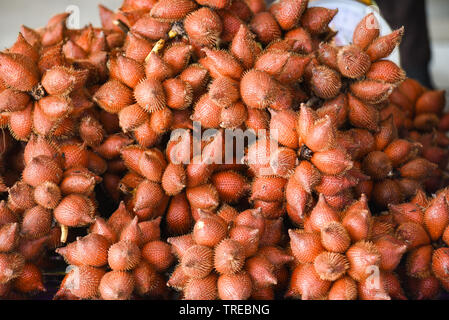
[0, 0, 447, 97]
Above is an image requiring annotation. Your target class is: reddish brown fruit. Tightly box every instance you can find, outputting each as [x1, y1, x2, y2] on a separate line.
[231, 24, 261, 70]
[184, 274, 218, 300]
[218, 9, 244, 43]
[346, 241, 381, 281]
[314, 252, 349, 281]
[162, 163, 186, 196]
[184, 8, 223, 47]
[255, 50, 310, 85]
[130, 15, 171, 40]
[251, 176, 287, 202]
[108, 240, 141, 271]
[181, 245, 213, 279]
[0, 223, 20, 253]
[90, 217, 117, 245]
[141, 240, 174, 272]
[186, 184, 220, 211]
[358, 273, 391, 300]
[134, 78, 166, 113]
[396, 222, 430, 250]
[367, 60, 406, 84]
[249, 12, 281, 45]
[321, 222, 351, 253]
[229, 226, 260, 258]
[424, 193, 449, 241]
[366, 27, 404, 62]
[406, 245, 433, 279]
[56, 234, 109, 267]
[144, 52, 174, 82]
[337, 45, 371, 79]
[301, 7, 338, 35]
[342, 196, 372, 241]
[0, 89, 30, 113]
[288, 264, 331, 300]
[399, 158, 437, 181]
[240, 69, 278, 109]
[311, 65, 342, 99]
[165, 193, 192, 235]
[8, 182, 35, 211]
[308, 194, 340, 233]
[8, 102, 32, 141]
[21, 206, 52, 240]
[41, 67, 88, 96]
[79, 116, 105, 147]
[348, 94, 380, 132]
[133, 261, 159, 295]
[269, 0, 308, 31]
[408, 276, 440, 300]
[94, 80, 134, 114]
[432, 248, 449, 280]
[384, 139, 420, 167]
[372, 179, 404, 209]
[214, 239, 245, 275]
[353, 13, 380, 50]
[217, 272, 252, 300]
[289, 229, 324, 264]
[211, 171, 248, 203]
[163, 78, 193, 110]
[150, 0, 197, 21]
[416, 90, 446, 115]
[118, 104, 149, 133]
[245, 254, 277, 288]
[0, 52, 39, 92]
[133, 180, 165, 212]
[362, 151, 393, 181]
[59, 265, 105, 299]
[13, 263, 45, 293]
[54, 194, 95, 227]
[201, 48, 243, 81]
[375, 235, 407, 272]
[193, 213, 227, 247]
[328, 276, 358, 300]
[0, 253, 25, 284]
[191, 94, 222, 128]
[284, 27, 313, 53]
[167, 234, 196, 259]
[311, 149, 353, 176]
[99, 271, 134, 300]
[178, 65, 208, 98]
[350, 80, 394, 105]
[119, 217, 144, 246]
[138, 150, 166, 183]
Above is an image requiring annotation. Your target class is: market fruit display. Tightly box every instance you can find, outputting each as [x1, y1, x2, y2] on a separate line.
[0, 0, 448, 300]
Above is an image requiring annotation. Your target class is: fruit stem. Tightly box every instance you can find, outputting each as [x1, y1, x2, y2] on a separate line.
[145, 39, 166, 63]
[113, 19, 130, 33]
[152, 39, 166, 54]
[60, 225, 68, 243]
[168, 30, 178, 39]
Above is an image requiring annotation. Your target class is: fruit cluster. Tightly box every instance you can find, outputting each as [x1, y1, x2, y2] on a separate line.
[0, 0, 448, 300]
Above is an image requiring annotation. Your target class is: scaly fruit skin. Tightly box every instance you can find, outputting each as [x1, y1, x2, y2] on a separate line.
[288, 194, 407, 300]
[389, 189, 449, 298]
[56, 203, 171, 300]
[1, 0, 449, 302]
[0, 9, 127, 299]
[387, 79, 448, 194]
[166, 209, 292, 300]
